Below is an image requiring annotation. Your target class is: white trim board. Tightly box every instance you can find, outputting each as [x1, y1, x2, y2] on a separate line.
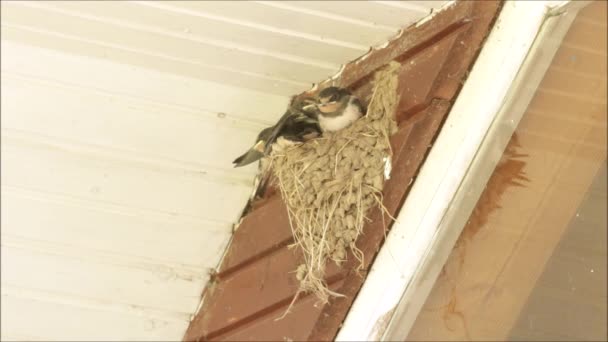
[336, 1, 588, 341]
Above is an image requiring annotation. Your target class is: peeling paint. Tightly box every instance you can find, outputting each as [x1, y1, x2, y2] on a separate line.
[374, 28, 407, 50]
[369, 306, 397, 341]
[383, 156, 392, 180]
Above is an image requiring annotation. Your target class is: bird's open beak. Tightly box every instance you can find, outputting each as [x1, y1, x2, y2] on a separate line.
[302, 103, 318, 112]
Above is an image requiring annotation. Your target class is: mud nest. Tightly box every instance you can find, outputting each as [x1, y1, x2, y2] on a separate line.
[268, 62, 401, 305]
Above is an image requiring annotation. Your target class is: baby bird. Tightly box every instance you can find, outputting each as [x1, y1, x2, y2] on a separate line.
[305, 86, 365, 132]
[232, 97, 321, 167]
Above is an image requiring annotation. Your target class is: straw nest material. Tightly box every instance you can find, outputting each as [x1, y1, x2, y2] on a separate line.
[268, 62, 401, 305]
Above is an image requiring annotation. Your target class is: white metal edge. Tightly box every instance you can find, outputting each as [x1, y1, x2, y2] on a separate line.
[335, 1, 580, 341]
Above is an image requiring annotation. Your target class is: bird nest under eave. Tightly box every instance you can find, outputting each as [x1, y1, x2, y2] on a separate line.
[267, 61, 402, 307]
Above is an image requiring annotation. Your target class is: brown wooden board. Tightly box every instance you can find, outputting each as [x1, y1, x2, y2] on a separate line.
[185, 1, 501, 341]
[220, 196, 292, 272]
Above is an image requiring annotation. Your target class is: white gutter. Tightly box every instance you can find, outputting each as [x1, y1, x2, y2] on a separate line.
[336, 1, 588, 341]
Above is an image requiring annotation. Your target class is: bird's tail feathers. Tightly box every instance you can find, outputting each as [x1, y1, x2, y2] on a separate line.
[232, 149, 263, 167]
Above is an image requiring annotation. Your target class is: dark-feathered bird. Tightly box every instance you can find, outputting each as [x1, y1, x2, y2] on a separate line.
[232, 97, 321, 168]
[231, 126, 274, 168]
[306, 86, 365, 132]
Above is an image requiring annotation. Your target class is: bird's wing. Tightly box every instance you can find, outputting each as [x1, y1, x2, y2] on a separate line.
[263, 108, 293, 155]
[264, 96, 321, 155]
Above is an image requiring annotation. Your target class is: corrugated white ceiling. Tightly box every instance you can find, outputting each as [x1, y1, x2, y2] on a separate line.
[1, 0, 448, 96]
[0, 1, 448, 340]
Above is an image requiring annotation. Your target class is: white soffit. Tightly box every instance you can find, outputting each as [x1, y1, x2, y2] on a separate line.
[0, 1, 449, 97]
[336, 1, 586, 341]
[0, 41, 258, 341]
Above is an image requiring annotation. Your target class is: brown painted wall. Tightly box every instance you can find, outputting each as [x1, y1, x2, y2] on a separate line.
[185, 2, 501, 341]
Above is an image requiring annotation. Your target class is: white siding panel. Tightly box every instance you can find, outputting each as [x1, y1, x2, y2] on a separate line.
[1, 188, 231, 267]
[1, 141, 250, 222]
[1, 25, 309, 96]
[1, 2, 335, 84]
[270, 1, 431, 31]
[39, 1, 368, 64]
[161, 1, 397, 46]
[1, 290, 189, 341]
[1, 245, 206, 314]
[403, 1, 450, 10]
[1, 1, 447, 96]
[1, 74, 265, 175]
[0, 32, 286, 340]
[0, 41, 291, 121]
